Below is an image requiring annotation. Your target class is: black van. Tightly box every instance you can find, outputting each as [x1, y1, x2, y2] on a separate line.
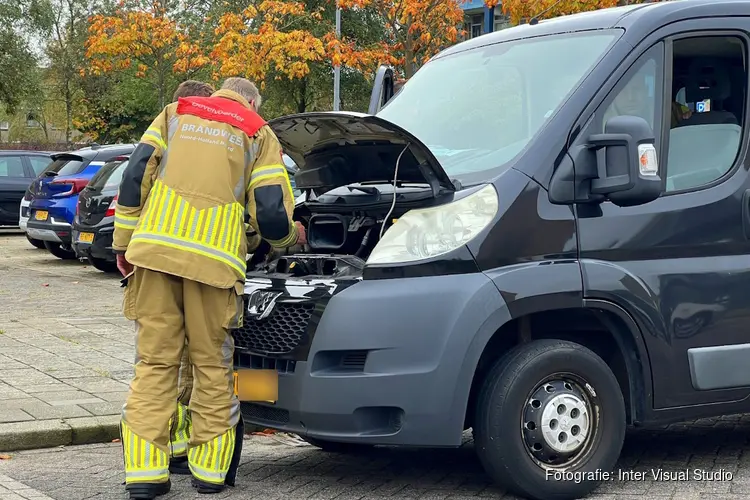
[231, 1, 750, 498]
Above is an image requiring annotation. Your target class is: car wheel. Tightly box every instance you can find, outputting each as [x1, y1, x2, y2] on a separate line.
[26, 235, 45, 249]
[43, 241, 78, 260]
[474, 339, 626, 500]
[88, 257, 118, 273]
[302, 437, 375, 453]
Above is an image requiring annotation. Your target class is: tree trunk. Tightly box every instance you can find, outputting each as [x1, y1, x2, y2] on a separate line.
[296, 77, 307, 113]
[65, 83, 72, 146]
[404, 17, 417, 78]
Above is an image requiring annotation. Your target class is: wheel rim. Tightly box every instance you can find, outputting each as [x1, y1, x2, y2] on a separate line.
[521, 376, 598, 468]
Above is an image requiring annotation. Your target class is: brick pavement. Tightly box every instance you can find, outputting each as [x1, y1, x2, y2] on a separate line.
[0, 232, 132, 450]
[2, 421, 750, 500]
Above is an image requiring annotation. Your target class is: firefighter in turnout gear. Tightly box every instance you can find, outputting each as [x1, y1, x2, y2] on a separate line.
[114, 77, 305, 499]
[165, 79, 216, 478]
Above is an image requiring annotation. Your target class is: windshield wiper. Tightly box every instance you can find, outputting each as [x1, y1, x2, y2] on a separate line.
[347, 185, 380, 195]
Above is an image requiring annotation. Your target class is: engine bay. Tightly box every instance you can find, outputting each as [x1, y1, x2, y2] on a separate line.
[246, 182, 438, 280]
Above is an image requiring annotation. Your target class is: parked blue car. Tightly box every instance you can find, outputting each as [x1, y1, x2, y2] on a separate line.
[25, 144, 136, 260]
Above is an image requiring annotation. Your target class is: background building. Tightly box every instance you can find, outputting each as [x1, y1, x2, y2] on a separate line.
[462, 0, 511, 40]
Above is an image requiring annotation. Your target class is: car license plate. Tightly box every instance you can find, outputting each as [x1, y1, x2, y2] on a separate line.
[34, 210, 48, 221]
[78, 232, 94, 244]
[234, 369, 278, 402]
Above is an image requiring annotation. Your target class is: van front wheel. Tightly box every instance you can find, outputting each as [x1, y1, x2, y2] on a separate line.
[474, 339, 626, 500]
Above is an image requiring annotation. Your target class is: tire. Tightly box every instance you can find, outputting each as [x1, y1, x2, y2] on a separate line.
[473, 339, 626, 500]
[88, 257, 118, 273]
[43, 241, 78, 260]
[302, 437, 375, 453]
[26, 235, 45, 249]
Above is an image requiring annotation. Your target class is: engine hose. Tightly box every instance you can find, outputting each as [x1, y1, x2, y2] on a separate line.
[355, 227, 374, 258]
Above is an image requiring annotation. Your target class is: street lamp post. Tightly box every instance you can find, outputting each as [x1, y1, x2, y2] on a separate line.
[333, 0, 341, 111]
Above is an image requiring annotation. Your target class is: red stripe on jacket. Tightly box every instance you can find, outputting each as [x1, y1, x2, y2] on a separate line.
[176, 97, 267, 137]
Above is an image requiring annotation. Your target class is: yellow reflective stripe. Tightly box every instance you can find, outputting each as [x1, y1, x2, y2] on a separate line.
[267, 221, 297, 247]
[170, 403, 191, 457]
[227, 204, 238, 251]
[164, 189, 178, 231]
[116, 213, 139, 221]
[121, 421, 169, 484]
[133, 180, 245, 273]
[249, 172, 285, 187]
[131, 233, 245, 275]
[146, 181, 165, 231]
[115, 214, 138, 229]
[177, 199, 189, 236]
[214, 205, 226, 247]
[142, 127, 167, 150]
[188, 427, 235, 484]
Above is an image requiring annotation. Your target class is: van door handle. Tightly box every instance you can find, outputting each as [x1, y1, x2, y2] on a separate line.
[743, 189, 750, 240]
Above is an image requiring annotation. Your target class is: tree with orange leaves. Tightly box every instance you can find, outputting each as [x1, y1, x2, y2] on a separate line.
[211, 0, 327, 86]
[501, 0, 662, 26]
[85, 0, 210, 108]
[334, 0, 466, 78]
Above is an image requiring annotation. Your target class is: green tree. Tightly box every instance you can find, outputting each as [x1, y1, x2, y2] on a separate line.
[44, 0, 90, 145]
[0, 0, 51, 113]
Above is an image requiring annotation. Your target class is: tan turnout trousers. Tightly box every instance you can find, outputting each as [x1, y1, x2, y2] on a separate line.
[169, 344, 193, 459]
[121, 266, 242, 485]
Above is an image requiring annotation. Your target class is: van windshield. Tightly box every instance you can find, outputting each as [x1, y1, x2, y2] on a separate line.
[377, 29, 621, 182]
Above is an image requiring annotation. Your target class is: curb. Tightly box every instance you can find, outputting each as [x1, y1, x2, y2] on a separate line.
[0, 417, 268, 452]
[0, 416, 120, 452]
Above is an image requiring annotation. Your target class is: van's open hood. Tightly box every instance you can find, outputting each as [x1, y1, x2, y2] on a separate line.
[268, 112, 456, 195]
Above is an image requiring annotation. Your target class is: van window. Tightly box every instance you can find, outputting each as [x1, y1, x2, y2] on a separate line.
[602, 57, 658, 131]
[666, 36, 745, 192]
[377, 29, 621, 183]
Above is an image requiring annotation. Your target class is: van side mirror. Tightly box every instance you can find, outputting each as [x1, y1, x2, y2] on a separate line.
[587, 115, 662, 207]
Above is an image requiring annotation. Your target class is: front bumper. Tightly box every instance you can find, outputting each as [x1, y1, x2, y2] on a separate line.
[232, 272, 503, 447]
[72, 222, 115, 261]
[26, 215, 73, 244]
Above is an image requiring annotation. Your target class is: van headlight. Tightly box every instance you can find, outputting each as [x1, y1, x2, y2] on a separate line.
[366, 183, 499, 265]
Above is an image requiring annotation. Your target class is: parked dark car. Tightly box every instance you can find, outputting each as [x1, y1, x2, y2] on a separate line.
[72, 156, 129, 273]
[229, 2, 750, 499]
[0, 151, 52, 237]
[25, 144, 135, 260]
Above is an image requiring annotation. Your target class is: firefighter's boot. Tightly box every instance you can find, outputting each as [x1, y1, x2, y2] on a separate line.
[121, 421, 172, 500]
[188, 425, 237, 494]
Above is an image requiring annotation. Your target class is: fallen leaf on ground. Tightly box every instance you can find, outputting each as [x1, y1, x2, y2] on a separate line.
[251, 428, 278, 436]
[42, 284, 49, 287]
[112, 438, 121, 443]
[0, 454, 11, 460]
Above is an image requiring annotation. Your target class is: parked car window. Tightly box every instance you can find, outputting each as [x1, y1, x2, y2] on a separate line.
[88, 160, 125, 190]
[104, 160, 128, 190]
[0, 156, 25, 177]
[28, 156, 52, 176]
[44, 156, 86, 176]
[376, 29, 621, 184]
[665, 36, 745, 192]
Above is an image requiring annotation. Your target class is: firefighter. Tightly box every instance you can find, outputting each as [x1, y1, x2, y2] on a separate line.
[113, 77, 305, 499]
[165, 80, 216, 477]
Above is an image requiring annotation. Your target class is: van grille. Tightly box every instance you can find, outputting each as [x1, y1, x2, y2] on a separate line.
[240, 402, 290, 424]
[232, 302, 314, 355]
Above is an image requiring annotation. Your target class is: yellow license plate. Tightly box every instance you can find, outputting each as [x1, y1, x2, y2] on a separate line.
[34, 211, 48, 221]
[78, 232, 94, 243]
[234, 369, 278, 402]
